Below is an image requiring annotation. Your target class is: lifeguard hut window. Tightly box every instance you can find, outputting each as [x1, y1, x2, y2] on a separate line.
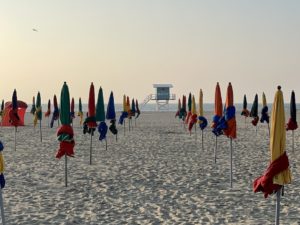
[153, 84, 173, 101]
[156, 87, 170, 100]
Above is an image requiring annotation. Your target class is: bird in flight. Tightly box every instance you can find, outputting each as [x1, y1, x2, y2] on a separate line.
[32, 28, 38, 32]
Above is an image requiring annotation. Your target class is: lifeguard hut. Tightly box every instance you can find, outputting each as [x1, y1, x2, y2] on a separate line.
[142, 84, 176, 111]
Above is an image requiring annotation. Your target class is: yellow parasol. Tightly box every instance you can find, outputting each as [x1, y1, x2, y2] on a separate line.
[191, 95, 196, 115]
[270, 87, 291, 185]
[198, 89, 203, 117]
[262, 92, 267, 107]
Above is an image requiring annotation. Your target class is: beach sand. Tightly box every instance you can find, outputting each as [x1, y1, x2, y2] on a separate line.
[1, 111, 300, 224]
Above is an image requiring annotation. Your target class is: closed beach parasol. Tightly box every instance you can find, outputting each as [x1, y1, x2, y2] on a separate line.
[212, 82, 223, 163]
[188, 95, 198, 135]
[9, 89, 20, 151]
[30, 96, 36, 115]
[34, 92, 43, 142]
[135, 99, 141, 119]
[70, 97, 75, 125]
[223, 82, 237, 187]
[126, 96, 132, 131]
[286, 91, 297, 152]
[185, 93, 192, 124]
[241, 95, 250, 128]
[55, 82, 75, 187]
[51, 95, 59, 128]
[131, 98, 136, 127]
[77, 97, 83, 126]
[260, 93, 269, 123]
[0, 141, 6, 224]
[84, 82, 97, 165]
[118, 95, 128, 134]
[45, 99, 51, 117]
[179, 95, 187, 122]
[131, 99, 136, 118]
[250, 94, 259, 127]
[253, 86, 291, 225]
[96, 87, 108, 150]
[212, 82, 223, 131]
[198, 89, 208, 150]
[0, 100, 4, 126]
[106, 91, 118, 141]
[175, 99, 181, 118]
[241, 95, 250, 117]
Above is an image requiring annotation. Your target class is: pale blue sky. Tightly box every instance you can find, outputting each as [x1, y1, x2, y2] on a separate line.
[1, 0, 300, 104]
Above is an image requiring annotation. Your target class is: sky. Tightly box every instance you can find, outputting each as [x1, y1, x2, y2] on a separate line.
[1, 0, 300, 104]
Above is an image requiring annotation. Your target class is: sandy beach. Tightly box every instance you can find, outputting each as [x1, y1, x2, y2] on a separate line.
[0, 111, 300, 224]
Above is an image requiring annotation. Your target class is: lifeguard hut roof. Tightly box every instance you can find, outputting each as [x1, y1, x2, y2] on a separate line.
[153, 84, 173, 88]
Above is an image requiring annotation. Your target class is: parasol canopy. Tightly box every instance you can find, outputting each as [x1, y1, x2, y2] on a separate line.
[45, 99, 51, 117]
[286, 91, 298, 131]
[198, 89, 208, 130]
[223, 83, 236, 139]
[135, 99, 141, 118]
[131, 99, 136, 117]
[83, 82, 97, 134]
[34, 92, 42, 127]
[241, 95, 250, 117]
[250, 94, 259, 126]
[77, 97, 83, 126]
[96, 87, 107, 141]
[185, 93, 192, 124]
[30, 96, 36, 115]
[260, 92, 269, 124]
[56, 82, 75, 159]
[175, 98, 181, 118]
[70, 98, 75, 120]
[9, 89, 20, 127]
[118, 95, 128, 125]
[106, 91, 118, 135]
[253, 86, 291, 198]
[51, 95, 59, 128]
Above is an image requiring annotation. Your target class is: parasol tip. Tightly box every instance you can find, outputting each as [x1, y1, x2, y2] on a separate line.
[64, 81, 67, 84]
[277, 85, 281, 90]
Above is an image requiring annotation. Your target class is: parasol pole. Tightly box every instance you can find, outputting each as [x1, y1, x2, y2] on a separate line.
[201, 129, 204, 150]
[292, 130, 294, 152]
[267, 123, 270, 137]
[230, 138, 233, 188]
[14, 127, 17, 151]
[135, 118, 136, 127]
[105, 138, 107, 150]
[275, 187, 281, 225]
[194, 125, 197, 141]
[89, 132, 93, 165]
[255, 125, 258, 136]
[65, 154, 68, 187]
[39, 120, 42, 142]
[0, 187, 6, 225]
[124, 120, 126, 135]
[244, 117, 246, 129]
[129, 119, 131, 132]
[214, 136, 217, 163]
[131, 118, 134, 131]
